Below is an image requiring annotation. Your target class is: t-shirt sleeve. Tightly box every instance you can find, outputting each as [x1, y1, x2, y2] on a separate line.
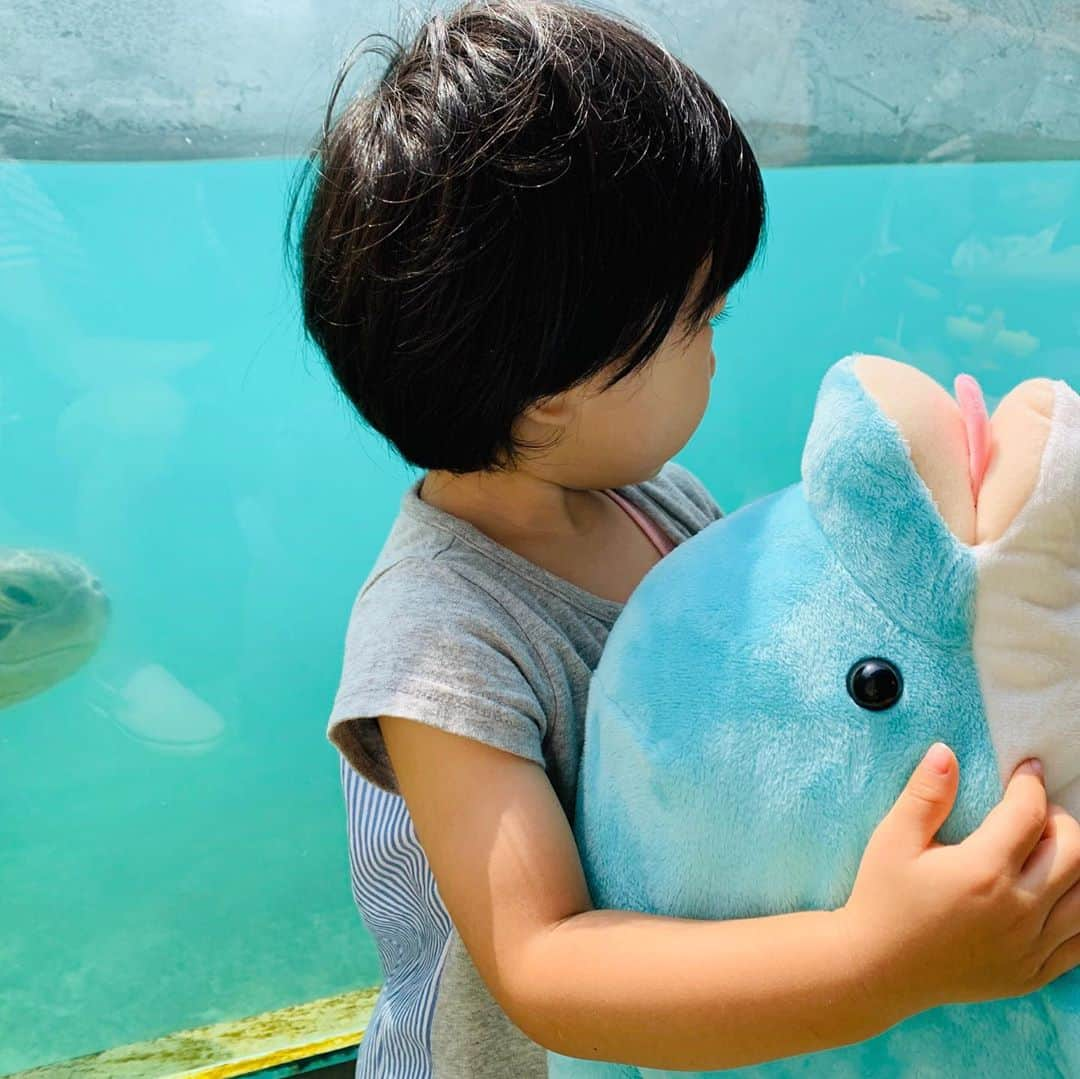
[327, 557, 550, 793]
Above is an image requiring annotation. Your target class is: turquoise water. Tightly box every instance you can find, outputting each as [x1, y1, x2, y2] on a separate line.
[1, 156, 1077, 1072]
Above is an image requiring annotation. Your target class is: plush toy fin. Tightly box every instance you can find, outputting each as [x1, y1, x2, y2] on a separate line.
[801, 354, 976, 646]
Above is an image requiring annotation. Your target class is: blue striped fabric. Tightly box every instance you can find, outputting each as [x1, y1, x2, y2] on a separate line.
[341, 757, 454, 1078]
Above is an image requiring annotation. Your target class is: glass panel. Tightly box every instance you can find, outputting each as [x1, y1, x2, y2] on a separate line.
[1, 158, 384, 1070]
[685, 159, 1080, 509]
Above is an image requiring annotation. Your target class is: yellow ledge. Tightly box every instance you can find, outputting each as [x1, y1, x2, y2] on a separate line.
[12, 987, 378, 1079]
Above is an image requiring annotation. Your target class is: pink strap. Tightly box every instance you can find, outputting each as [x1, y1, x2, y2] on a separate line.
[602, 489, 676, 556]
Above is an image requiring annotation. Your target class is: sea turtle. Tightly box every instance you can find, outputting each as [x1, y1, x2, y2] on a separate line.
[0, 547, 222, 748]
[0, 547, 110, 709]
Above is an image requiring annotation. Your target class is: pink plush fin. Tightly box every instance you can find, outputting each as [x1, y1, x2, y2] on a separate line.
[954, 373, 992, 502]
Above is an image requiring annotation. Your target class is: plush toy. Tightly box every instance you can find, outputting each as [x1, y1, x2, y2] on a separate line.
[549, 354, 1080, 1078]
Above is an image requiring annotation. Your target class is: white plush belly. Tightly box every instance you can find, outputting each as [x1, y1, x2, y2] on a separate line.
[973, 381, 1080, 814]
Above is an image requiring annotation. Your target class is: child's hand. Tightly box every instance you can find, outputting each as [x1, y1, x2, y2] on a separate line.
[841, 743, 1080, 1018]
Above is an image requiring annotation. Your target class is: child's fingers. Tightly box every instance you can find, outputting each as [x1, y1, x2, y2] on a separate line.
[959, 759, 1047, 875]
[1018, 804, 1080, 905]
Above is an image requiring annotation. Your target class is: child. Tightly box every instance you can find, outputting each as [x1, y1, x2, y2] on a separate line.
[286, 2, 1080, 1075]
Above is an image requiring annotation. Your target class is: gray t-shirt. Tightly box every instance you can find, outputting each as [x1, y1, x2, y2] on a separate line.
[329, 461, 722, 1078]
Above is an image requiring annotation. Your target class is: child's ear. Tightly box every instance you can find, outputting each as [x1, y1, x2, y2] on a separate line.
[516, 390, 576, 436]
[509, 392, 575, 458]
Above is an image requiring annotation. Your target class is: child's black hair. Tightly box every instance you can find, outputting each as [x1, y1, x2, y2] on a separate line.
[285, 0, 766, 474]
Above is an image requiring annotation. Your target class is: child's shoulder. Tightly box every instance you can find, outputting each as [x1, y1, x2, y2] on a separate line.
[351, 462, 722, 618]
[356, 478, 471, 593]
[348, 477, 530, 643]
[623, 460, 724, 540]
[331, 481, 551, 790]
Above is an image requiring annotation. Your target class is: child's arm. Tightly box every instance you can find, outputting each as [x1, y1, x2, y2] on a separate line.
[382, 715, 1080, 1071]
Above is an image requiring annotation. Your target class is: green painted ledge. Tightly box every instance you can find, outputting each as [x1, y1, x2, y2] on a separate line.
[10, 987, 378, 1079]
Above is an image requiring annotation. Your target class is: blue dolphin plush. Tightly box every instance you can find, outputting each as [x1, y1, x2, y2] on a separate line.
[550, 354, 1080, 1079]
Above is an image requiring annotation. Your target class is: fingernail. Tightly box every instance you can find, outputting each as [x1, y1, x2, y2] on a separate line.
[925, 742, 951, 774]
[1021, 758, 1044, 778]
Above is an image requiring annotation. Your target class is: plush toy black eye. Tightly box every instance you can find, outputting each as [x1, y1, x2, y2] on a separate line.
[847, 658, 903, 711]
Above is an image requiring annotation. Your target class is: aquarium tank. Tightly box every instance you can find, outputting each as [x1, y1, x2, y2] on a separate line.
[1, 0, 1078, 1074]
